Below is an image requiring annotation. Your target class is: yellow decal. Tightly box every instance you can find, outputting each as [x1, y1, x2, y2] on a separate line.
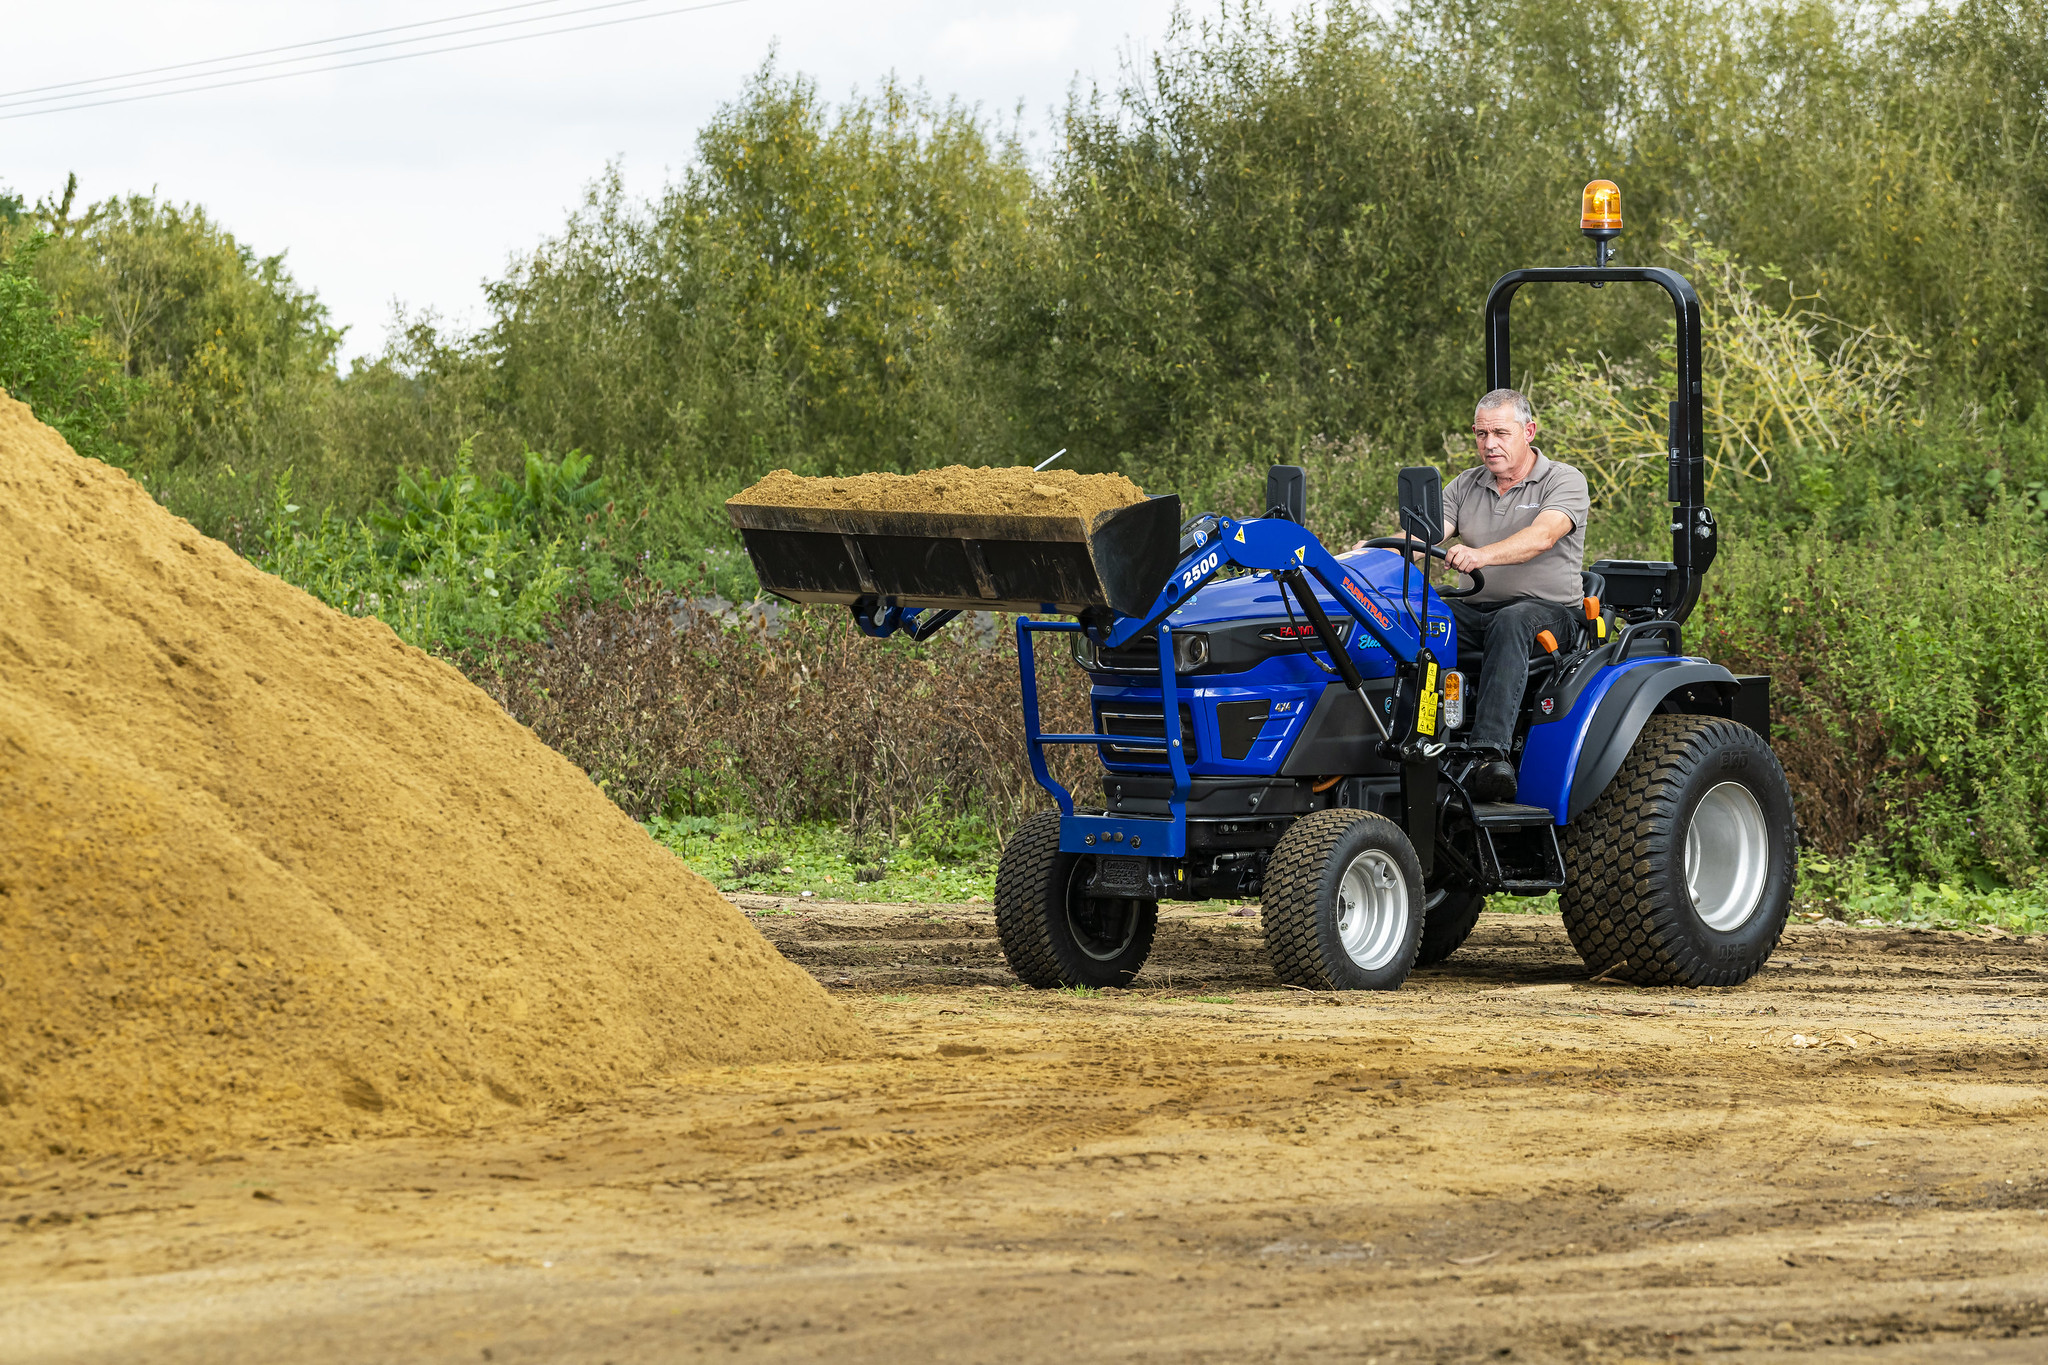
[1424, 661, 1438, 691]
[1235, 527, 1247, 543]
[1294, 546, 1306, 563]
[1415, 661, 1441, 735]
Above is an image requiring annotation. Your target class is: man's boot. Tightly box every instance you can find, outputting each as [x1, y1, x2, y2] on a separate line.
[1463, 750, 1519, 803]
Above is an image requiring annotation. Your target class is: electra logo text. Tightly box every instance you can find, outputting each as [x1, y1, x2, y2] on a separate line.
[1179, 552, 1219, 591]
[1341, 577, 1394, 631]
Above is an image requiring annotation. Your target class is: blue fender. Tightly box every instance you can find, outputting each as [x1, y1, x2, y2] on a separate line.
[1516, 658, 1741, 823]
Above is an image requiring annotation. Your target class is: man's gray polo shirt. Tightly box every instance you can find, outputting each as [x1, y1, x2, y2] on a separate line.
[1441, 451, 1590, 605]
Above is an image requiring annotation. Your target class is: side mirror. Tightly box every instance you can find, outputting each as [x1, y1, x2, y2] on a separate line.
[1397, 466, 1444, 544]
[1266, 465, 1306, 524]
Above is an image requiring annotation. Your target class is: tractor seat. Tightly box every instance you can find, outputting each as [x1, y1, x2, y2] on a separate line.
[1454, 571, 1609, 676]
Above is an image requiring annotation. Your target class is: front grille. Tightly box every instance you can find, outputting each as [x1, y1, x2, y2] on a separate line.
[1096, 702, 1196, 764]
[1098, 635, 1164, 673]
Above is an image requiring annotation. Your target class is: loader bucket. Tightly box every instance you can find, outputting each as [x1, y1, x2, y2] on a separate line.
[727, 494, 1184, 618]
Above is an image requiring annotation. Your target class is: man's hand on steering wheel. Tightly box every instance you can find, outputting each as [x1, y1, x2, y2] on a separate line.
[1442, 542, 1490, 574]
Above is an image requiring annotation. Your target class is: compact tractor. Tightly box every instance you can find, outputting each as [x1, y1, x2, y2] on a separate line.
[731, 182, 1797, 991]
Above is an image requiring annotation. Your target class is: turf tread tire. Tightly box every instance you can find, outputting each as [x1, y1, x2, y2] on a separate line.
[1262, 808, 1422, 990]
[994, 811, 1157, 988]
[1559, 713, 1795, 988]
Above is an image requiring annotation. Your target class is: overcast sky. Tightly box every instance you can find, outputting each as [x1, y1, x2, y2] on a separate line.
[7, 0, 1189, 361]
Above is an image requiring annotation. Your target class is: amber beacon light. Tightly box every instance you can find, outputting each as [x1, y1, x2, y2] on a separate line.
[1580, 179, 1622, 271]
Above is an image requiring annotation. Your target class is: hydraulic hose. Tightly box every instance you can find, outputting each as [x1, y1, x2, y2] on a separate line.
[1280, 569, 1390, 741]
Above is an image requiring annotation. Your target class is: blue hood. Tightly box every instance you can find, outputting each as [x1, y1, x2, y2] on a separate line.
[1165, 548, 1456, 655]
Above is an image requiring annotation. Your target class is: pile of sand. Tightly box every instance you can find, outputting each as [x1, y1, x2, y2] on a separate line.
[731, 465, 1148, 527]
[0, 394, 870, 1159]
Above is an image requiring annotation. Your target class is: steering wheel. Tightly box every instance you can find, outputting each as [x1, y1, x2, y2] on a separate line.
[1359, 537, 1486, 599]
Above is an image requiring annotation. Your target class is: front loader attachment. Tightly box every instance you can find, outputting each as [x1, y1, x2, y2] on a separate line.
[727, 495, 1184, 618]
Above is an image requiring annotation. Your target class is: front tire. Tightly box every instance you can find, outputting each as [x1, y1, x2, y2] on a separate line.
[994, 812, 1158, 988]
[1559, 714, 1796, 987]
[1262, 809, 1423, 990]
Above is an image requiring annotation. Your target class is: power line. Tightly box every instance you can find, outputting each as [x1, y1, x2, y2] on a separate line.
[0, 0, 690, 112]
[0, 0, 619, 102]
[0, 0, 750, 121]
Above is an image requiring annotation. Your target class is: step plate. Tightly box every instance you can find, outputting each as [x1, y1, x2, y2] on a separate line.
[1469, 801, 1556, 829]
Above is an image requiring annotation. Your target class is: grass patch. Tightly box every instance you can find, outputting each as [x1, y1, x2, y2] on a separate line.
[645, 813, 998, 902]
[649, 816, 2047, 935]
[1794, 851, 2048, 933]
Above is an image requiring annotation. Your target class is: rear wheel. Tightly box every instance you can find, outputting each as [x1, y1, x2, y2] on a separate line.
[1415, 888, 1484, 967]
[994, 812, 1158, 988]
[1262, 809, 1423, 990]
[1559, 714, 1796, 987]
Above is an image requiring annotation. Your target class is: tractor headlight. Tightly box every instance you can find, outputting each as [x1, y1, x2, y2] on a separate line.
[1071, 632, 1100, 670]
[1442, 670, 1465, 729]
[1173, 632, 1210, 673]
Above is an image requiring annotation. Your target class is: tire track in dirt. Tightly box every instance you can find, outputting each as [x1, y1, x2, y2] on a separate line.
[7, 907, 2048, 1363]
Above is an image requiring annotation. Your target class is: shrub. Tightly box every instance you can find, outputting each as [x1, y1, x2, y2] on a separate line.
[1693, 498, 2048, 886]
[465, 587, 1092, 838]
[0, 232, 130, 465]
[258, 443, 575, 653]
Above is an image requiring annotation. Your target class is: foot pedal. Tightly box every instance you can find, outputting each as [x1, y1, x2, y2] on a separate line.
[1469, 803, 1565, 892]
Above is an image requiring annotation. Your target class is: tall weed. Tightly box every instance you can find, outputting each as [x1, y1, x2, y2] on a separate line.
[259, 445, 573, 652]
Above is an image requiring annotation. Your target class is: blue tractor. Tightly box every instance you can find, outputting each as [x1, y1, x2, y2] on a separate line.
[730, 195, 1796, 992]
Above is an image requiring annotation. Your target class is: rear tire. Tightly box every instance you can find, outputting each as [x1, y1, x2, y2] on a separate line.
[1415, 888, 1484, 967]
[1262, 809, 1423, 990]
[994, 811, 1158, 988]
[1559, 714, 1796, 987]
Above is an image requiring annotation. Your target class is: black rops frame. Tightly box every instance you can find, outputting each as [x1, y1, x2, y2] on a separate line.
[1482, 265, 1718, 624]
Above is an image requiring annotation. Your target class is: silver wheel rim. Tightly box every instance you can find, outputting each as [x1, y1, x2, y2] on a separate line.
[1685, 781, 1770, 932]
[1337, 849, 1410, 970]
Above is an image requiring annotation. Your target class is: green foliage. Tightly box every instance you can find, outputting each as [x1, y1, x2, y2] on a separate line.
[29, 192, 341, 477]
[447, 64, 1037, 482]
[258, 444, 572, 653]
[991, 0, 1533, 480]
[372, 447, 606, 560]
[0, 233, 131, 464]
[1796, 849, 2048, 932]
[1693, 498, 2048, 885]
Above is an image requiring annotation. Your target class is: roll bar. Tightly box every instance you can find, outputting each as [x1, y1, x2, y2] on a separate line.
[1482, 265, 1719, 623]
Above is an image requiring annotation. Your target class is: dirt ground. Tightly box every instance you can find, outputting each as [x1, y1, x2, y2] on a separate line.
[8, 902, 2048, 1364]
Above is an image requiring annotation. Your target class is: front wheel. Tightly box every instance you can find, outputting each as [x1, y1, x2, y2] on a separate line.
[1559, 714, 1796, 987]
[1262, 809, 1423, 990]
[994, 812, 1158, 988]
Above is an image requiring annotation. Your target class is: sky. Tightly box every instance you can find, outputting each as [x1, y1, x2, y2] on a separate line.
[5, 0, 1186, 361]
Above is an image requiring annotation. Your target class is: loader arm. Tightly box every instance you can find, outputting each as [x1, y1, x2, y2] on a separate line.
[1098, 516, 1431, 666]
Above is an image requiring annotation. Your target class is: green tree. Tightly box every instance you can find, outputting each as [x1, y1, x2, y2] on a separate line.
[469, 63, 1035, 478]
[31, 191, 342, 476]
[0, 233, 131, 465]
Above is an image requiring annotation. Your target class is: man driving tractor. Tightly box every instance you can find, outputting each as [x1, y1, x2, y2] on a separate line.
[1363, 387, 1589, 802]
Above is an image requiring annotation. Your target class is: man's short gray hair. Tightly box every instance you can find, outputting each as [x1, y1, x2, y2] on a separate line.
[1476, 388, 1534, 425]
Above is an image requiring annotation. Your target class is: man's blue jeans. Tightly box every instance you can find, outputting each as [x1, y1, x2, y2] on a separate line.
[1446, 596, 1577, 753]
